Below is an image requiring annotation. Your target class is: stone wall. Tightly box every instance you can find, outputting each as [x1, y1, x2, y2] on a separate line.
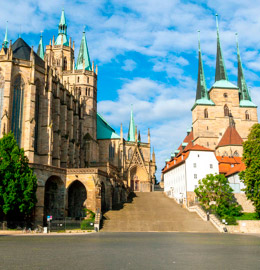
[234, 193, 255, 213]
[228, 220, 260, 233]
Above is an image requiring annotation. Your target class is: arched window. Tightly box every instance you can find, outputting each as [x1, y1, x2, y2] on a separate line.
[79, 87, 81, 96]
[245, 110, 250, 120]
[11, 75, 25, 146]
[34, 80, 41, 152]
[128, 148, 133, 160]
[77, 77, 80, 83]
[204, 109, 208, 118]
[88, 88, 90, 96]
[0, 70, 5, 131]
[85, 88, 88, 96]
[233, 151, 239, 157]
[109, 143, 114, 160]
[63, 57, 67, 71]
[87, 77, 89, 83]
[224, 105, 229, 117]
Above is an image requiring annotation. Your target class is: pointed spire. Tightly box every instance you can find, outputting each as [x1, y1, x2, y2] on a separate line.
[37, 31, 44, 60]
[236, 33, 252, 102]
[215, 14, 228, 82]
[3, 21, 8, 48]
[55, 9, 69, 46]
[76, 28, 91, 71]
[138, 130, 141, 142]
[195, 30, 210, 101]
[127, 105, 135, 142]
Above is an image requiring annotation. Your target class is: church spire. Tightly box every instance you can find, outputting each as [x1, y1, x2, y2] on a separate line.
[55, 9, 69, 46]
[195, 30, 209, 101]
[215, 14, 228, 82]
[3, 21, 8, 48]
[236, 33, 251, 102]
[76, 28, 91, 71]
[37, 32, 44, 60]
[127, 105, 135, 142]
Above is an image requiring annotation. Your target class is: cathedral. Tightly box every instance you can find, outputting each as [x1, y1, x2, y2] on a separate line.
[0, 9, 156, 224]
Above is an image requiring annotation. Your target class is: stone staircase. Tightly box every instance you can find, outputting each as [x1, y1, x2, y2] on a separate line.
[101, 192, 218, 232]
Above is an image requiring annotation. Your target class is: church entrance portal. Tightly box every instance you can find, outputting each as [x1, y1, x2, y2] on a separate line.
[68, 181, 87, 218]
[44, 176, 65, 221]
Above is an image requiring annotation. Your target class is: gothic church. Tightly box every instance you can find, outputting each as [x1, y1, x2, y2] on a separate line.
[0, 10, 156, 224]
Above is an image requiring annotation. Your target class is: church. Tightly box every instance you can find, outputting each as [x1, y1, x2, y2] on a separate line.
[0, 9, 156, 224]
[162, 15, 258, 207]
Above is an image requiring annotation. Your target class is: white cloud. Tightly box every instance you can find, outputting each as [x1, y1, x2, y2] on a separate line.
[122, 59, 137, 71]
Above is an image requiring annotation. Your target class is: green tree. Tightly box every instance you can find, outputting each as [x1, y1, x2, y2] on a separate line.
[240, 123, 260, 218]
[194, 174, 242, 219]
[0, 132, 37, 222]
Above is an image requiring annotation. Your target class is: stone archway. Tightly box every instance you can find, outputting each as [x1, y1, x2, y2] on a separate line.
[130, 166, 149, 192]
[68, 180, 87, 219]
[44, 176, 65, 221]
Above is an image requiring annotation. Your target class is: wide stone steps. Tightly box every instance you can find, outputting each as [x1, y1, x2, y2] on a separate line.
[101, 192, 218, 232]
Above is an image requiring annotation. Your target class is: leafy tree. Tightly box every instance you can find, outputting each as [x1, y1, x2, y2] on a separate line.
[240, 123, 260, 218]
[0, 132, 37, 222]
[194, 174, 242, 220]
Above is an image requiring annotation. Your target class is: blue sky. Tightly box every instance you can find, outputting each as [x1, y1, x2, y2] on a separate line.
[1, 0, 260, 180]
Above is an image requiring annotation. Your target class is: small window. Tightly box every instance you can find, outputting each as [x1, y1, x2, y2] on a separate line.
[194, 174, 197, 179]
[223, 93, 228, 98]
[87, 77, 89, 83]
[86, 88, 88, 96]
[210, 164, 213, 169]
[193, 163, 196, 168]
[204, 109, 208, 119]
[194, 185, 198, 189]
[224, 105, 229, 117]
[78, 77, 80, 83]
[245, 110, 250, 120]
[79, 87, 81, 95]
[198, 154, 200, 158]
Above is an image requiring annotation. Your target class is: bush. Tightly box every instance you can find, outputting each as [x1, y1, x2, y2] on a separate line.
[80, 219, 94, 230]
[84, 209, 95, 219]
[222, 215, 237, 225]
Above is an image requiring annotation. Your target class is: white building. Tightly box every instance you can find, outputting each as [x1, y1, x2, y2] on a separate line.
[162, 144, 219, 206]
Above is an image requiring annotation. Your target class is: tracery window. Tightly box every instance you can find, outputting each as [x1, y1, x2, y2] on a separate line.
[34, 80, 41, 152]
[11, 75, 25, 146]
[233, 151, 239, 157]
[204, 108, 208, 118]
[224, 105, 229, 117]
[128, 148, 133, 160]
[0, 71, 5, 131]
[245, 110, 250, 120]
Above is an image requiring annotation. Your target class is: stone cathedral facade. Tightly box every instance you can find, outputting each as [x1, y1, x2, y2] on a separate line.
[0, 10, 156, 224]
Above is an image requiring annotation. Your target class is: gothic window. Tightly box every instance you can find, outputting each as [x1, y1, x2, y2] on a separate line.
[77, 77, 80, 83]
[109, 143, 115, 160]
[87, 77, 89, 83]
[224, 105, 229, 117]
[128, 148, 133, 160]
[0, 71, 5, 131]
[204, 109, 208, 118]
[11, 75, 25, 146]
[34, 80, 41, 152]
[63, 57, 67, 70]
[233, 151, 239, 157]
[85, 88, 88, 96]
[245, 110, 250, 120]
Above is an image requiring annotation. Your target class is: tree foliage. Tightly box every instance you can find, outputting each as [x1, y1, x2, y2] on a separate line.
[240, 123, 260, 218]
[194, 174, 242, 220]
[0, 132, 37, 221]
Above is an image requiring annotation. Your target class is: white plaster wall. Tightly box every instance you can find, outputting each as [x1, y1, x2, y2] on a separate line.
[185, 151, 219, 192]
[227, 173, 245, 193]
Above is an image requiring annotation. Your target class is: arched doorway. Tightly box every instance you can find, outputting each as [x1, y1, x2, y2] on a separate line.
[101, 182, 106, 212]
[130, 166, 149, 192]
[68, 180, 87, 218]
[44, 176, 65, 221]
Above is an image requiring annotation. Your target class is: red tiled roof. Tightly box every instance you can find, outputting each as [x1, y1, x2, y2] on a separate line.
[162, 152, 189, 173]
[216, 156, 243, 175]
[185, 144, 214, 152]
[225, 163, 246, 177]
[217, 126, 243, 147]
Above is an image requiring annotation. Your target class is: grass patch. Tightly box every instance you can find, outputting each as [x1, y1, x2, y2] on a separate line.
[236, 213, 260, 220]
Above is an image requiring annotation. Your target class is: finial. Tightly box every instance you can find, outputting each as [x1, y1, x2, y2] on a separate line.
[215, 13, 219, 31]
[197, 30, 201, 51]
[40, 30, 43, 37]
[235, 32, 239, 48]
[83, 25, 86, 33]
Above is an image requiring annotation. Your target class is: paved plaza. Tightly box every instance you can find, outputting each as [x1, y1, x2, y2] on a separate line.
[102, 192, 217, 232]
[1, 232, 260, 270]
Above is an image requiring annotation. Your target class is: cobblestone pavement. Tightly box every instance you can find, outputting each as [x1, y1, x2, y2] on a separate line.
[101, 192, 217, 232]
[1, 233, 260, 270]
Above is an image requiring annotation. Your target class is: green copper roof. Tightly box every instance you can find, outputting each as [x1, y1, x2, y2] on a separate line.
[3, 22, 8, 48]
[193, 30, 215, 110]
[97, 113, 120, 139]
[215, 14, 228, 82]
[127, 106, 135, 142]
[55, 9, 69, 46]
[37, 33, 44, 60]
[76, 30, 91, 71]
[236, 34, 255, 107]
[239, 100, 257, 108]
[211, 79, 238, 89]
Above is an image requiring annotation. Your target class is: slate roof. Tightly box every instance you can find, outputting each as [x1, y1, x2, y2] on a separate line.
[12, 38, 45, 68]
[217, 126, 243, 147]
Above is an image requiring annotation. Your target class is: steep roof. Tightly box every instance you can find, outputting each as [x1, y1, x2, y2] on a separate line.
[186, 144, 214, 152]
[76, 31, 91, 71]
[225, 162, 246, 177]
[12, 38, 45, 68]
[217, 125, 243, 147]
[127, 106, 135, 142]
[97, 113, 120, 140]
[216, 156, 242, 174]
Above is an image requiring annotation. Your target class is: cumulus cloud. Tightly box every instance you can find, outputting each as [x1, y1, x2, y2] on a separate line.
[122, 59, 137, 71]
